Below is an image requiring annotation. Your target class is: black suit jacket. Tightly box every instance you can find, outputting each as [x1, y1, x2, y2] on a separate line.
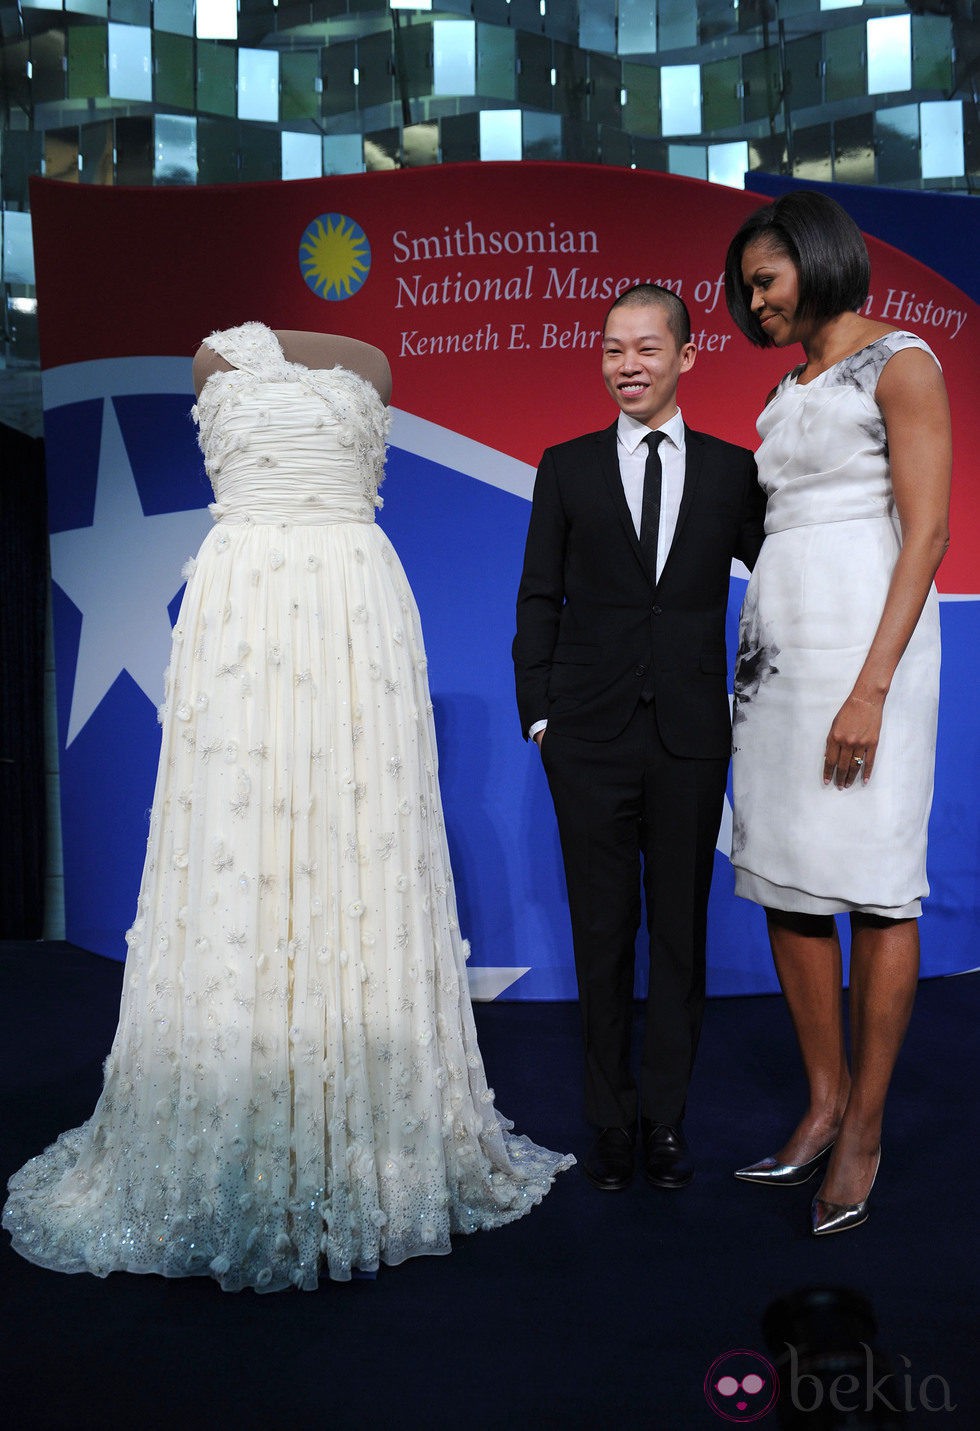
[513, 421, 765, 757]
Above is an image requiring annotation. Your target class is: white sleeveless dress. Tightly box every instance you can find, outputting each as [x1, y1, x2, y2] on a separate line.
[731, 332, 941, 918]
[3, 323, 572, 1290]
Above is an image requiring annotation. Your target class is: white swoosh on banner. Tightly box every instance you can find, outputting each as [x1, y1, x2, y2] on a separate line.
[388, 407, 537, 501]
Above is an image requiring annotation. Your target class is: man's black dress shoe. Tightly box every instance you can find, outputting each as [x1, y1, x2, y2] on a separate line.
[642, 1121, 694, 1189]
[583, 1127, 635, 1191]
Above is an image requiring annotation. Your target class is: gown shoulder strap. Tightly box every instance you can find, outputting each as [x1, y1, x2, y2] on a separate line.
[201, 322, 288, 379]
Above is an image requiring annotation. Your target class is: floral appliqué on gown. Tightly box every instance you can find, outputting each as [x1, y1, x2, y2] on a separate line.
[3, 323, 573, 1291]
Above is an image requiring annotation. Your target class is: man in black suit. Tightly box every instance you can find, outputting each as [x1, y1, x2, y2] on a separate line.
[514, 284, 765, 1191]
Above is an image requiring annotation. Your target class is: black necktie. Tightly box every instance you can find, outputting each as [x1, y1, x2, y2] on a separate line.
[640, 431, 665, 578]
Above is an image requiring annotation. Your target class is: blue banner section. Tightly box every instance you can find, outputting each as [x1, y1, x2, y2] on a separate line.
[747, 174, 980, 304]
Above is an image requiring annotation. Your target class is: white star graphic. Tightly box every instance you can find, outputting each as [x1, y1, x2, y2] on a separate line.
[49, 396, 211, 745]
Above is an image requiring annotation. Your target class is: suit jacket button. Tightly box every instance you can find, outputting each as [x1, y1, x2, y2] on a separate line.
[634, 666, 646, 677]
[652, 604, 662, 615]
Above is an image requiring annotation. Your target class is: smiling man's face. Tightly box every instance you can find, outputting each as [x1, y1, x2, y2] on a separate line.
[601, 301, 696, 429]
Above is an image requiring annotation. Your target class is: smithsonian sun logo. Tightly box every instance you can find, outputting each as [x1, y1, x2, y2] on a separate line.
[298, 213, 371, 301]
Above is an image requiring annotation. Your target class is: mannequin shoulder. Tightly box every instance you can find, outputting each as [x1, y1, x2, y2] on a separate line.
[275, 331, 392, 403]
[192, 341, 233, 396]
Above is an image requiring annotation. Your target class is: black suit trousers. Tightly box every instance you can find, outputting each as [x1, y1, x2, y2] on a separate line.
[540, 699, 728, 1128]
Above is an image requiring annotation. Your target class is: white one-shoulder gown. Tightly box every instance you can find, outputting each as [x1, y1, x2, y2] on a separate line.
[3, 323, 572, 1291]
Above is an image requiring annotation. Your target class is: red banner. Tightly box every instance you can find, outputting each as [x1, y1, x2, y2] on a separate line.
[32, 165, 978, 591]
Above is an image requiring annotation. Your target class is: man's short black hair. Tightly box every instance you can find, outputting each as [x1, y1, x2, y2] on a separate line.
[724, 190, 871, 347]
[604, 283, 692, 348]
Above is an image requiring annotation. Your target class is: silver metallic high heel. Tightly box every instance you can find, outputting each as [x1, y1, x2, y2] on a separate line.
[734, 1142, 835, 1187]
[811, 1148, 881, 1236]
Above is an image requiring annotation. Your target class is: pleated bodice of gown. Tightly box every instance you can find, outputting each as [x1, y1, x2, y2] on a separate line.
[3, 322, 572, 1291]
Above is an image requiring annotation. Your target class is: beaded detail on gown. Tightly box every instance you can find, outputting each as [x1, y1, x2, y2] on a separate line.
[731, 332, 941, 917]
[3, 323, 573, 1291]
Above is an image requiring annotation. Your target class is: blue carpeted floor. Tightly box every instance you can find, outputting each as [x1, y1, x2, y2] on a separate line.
[1, 942, 976, 1429]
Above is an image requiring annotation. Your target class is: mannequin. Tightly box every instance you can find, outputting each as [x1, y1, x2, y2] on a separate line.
[192, 329, 392, 403]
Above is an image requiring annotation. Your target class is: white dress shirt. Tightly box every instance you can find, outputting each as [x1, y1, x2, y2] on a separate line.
[529, 407, 687, 741]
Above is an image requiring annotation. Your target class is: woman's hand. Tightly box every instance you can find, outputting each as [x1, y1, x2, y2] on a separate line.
[823, 692, 884, 789]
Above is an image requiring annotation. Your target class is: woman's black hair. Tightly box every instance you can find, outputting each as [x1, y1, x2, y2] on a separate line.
[724, 190, 871, 347]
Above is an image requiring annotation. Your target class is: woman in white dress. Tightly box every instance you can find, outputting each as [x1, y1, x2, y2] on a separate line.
[3, 323, 572, 1290]
[722, 193, 951, 1235]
